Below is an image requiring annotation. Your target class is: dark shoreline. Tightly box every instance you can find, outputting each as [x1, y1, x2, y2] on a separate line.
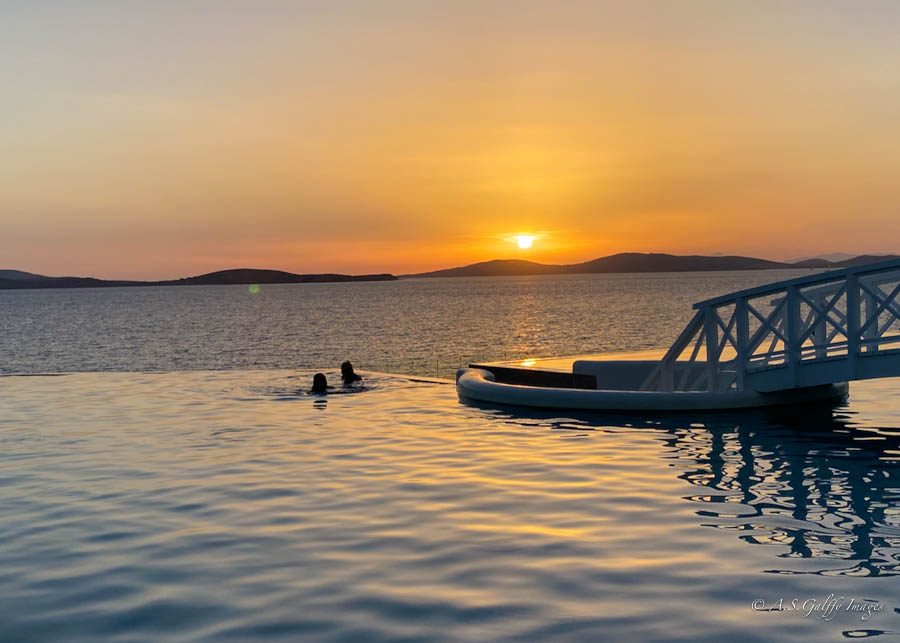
[3, 252, 896, 290]
[401, 252, 897, 279]
[0, 268, 398, 291]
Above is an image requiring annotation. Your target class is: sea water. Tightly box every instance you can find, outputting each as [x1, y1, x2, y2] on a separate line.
[0, 270, 816, 378]
[1, 273, 899, 641]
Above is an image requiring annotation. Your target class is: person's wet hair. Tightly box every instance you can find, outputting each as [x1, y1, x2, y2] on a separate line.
[311, 372, 328, 393]
[341, 361, 362, 384]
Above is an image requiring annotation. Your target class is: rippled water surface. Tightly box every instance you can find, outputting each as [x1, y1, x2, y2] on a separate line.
[1, 370, 899, 641]
[2, 272, 899, 640]
[0, 271, 814, 378]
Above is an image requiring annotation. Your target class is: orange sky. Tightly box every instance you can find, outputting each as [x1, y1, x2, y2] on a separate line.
[2, 2, 900, 279]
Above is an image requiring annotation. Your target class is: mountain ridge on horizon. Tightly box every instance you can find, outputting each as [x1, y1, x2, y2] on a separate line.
[0, 268, 398, 290]
[401, 252, 900, 278]
[3, 252, 898, 290]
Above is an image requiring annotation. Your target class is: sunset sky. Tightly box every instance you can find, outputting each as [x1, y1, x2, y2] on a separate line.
[3, 1, 900, 279]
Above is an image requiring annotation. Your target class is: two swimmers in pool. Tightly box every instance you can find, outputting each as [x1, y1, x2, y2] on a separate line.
[310, 361, 362, 394]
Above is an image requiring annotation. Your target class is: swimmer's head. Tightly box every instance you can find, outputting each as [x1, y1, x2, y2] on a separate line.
[341, 361, 356, 381]
[311, 372, 328, 393]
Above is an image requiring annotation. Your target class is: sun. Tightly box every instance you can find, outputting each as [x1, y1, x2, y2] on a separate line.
[515, 235, 536, 249]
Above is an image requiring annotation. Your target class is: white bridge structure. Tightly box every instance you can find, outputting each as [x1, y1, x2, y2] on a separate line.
[458, 257, 900, 411]
[641, 257, 900, 394]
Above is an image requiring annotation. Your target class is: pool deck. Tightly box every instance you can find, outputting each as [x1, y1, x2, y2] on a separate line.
[469, 349, 669, 389]
[472, 349, 668, 372]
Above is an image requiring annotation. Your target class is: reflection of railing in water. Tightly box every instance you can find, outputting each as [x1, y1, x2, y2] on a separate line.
[659, 412, 900, 577]
[462, 399, 900, 577]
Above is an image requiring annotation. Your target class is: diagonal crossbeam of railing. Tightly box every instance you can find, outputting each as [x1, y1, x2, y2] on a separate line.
[859, 281, 900, 337]
[640, 257, 900, 393]
[796, 285, 847, 344]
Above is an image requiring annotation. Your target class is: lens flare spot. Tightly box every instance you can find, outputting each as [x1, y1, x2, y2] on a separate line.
[248, 284, 260, 294]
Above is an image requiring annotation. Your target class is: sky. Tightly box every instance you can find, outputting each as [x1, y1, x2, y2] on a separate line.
[2, 1, 900, 279]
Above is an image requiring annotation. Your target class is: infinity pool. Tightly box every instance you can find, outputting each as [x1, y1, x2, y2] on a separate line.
[1, 370, 898, 641]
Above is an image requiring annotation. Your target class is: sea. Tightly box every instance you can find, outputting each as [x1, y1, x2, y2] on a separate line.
[1, 271, 898, 641]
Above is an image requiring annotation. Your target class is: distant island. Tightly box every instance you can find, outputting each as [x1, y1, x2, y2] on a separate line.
[0, 268, 398, 290]
[402, 252, 899, 279]
[3, 253, 898, 290]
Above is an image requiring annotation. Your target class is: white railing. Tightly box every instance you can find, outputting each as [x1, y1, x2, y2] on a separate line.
[640, 258, 900, 392]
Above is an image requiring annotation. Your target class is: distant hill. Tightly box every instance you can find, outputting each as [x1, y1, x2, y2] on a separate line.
[571, 253, 786, 273]
[0, 268, 398, 290]
[6, 253, 896, 289]
[0, 269, 50, 281]
[788, 252, 897, 267]
[831, 254, 899, 268]
[403, 252, 787, 278]
[160, 268, 397, 286]
[0, 273, 139, 289]
[789, 254, 898, 269]
[788, 252, 858, 264]
[403, 252, 900, 279]
[404, 259, 565, 279]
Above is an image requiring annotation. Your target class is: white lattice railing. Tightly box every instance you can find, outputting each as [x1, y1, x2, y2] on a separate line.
[640, 258, 900, 393]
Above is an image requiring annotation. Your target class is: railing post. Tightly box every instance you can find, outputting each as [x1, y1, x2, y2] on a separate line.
[847, 273, 860, 377]
[661, 361, 674, 392]
[814, 292, 827, 359]
[704, 306, 719, 392]
[786, 285, 800, 386]
[645, 310, 703, 392]
[862, 288, 878, 353]
[735, 297, 749, 391]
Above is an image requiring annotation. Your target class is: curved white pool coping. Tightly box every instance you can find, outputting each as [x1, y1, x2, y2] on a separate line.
[456, 367, 849, 412]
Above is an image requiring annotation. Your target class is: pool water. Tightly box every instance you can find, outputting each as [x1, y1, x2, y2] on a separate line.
[1, 369, 898, 641]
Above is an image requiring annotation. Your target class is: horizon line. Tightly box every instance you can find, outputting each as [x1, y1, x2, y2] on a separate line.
[6, 250, 899, 282]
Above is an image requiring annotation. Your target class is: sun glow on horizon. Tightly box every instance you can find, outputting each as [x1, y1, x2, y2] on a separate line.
[515, 235, 536, 249]
[2, 3, 899, 278]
